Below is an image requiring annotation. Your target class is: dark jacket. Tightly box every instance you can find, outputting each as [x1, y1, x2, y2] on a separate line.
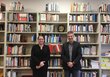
[61, 41, 82, 70]
[30, 44, 50, 70]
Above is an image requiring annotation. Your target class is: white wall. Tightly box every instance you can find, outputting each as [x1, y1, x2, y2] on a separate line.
[2, 0, 110, 12]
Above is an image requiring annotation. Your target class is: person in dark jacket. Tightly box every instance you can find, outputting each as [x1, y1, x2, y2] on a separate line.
[61, 31, 82, 77]
[30, 35, 50, 77]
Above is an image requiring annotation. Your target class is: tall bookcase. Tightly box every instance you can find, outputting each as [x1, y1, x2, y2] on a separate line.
[100, 12, 110, 77]
[0, 11, 110, 77]
[68, 12, 100, 77]
[38, 12, 67, 77]
[0, 12, 5, 77]
[5, 11, 37, 77]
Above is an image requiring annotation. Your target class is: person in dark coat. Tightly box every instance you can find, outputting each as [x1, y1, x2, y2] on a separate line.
[61, 31, 82, 77]
[30, 35, 50, 77]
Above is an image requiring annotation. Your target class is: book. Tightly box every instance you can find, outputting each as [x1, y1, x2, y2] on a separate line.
[49, 44, 62, 54]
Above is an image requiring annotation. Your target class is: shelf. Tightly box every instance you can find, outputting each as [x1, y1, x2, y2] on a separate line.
[7, 32, 36, 34]
[101, 22, 110, 24]
[39, 12, 67, 14]
[0, 31, 5, 33]
[38, 32, 67, 34]
[6, 42, 36, 44]
[48, 67, 63, 70]
[6, 55, 31, 57]
[6, 67, 30, 69]
[0, 55, 4, 57]
[0, 21, 5, 23]
[0, 42, 4, 44]
[74, 32, 98, 34]
[8, 21, 37, 23]
[83, 55, 99, 58]
[0, 66, 4, 69]
[101, 68, 110, 70]
[82, 68, 99, 70]
[39, 21, 67, 24]
[69, 22, 98, 24]
[101, 43, 110, 45]
[70, 11, 98, 14]
[101, 56, 110, 58]
[50, 54, 61, 57]
[80, 43, 99, 45]
[100, 12, 110, 14]
[101, 32, 110, 35]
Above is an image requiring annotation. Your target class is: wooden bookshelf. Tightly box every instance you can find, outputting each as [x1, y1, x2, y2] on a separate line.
[5, 11, 37, 77]
[0, 10, 110, 77]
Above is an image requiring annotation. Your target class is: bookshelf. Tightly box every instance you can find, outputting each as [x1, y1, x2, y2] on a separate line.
[0, 10, 110, 77]
[38, 12, 68, 77]
[5, 11, 37, 77]
[0, 12, 5, 77]
[68, 12, 100, 77]
[100, 12, 110, 77]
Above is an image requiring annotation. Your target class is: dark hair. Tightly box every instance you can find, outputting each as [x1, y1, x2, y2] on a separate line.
[38, 35, 44, 39]
[67, 31, 73, 34]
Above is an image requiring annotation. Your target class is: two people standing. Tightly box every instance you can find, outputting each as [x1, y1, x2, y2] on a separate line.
[30, 31, 82, 77]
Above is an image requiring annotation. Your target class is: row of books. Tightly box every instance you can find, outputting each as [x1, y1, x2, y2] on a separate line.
[0, 13, 5, 21]
[69, 14, 97, 22]
[49, 58, 61, 67]
[6, 57, 30, 67]
[39, 14, 60, 22]
[38, 24, 66, 32]
[0, 33, 4, 42]
[74, 35, 91, 43]
[102, 74, 110, 77]
[47, 71, 62, 77]
[101, 51, 110, 56]
[8, 13, 34, 21]
[0, 45, 3, 55]
[7, 34, 36, 42]
[101, 14, 110, 22]
[99, 4, 110, 12]
[8, 24, 32, 32]
[0, 70, 3, 77]
[0, 24, 4, 31]
[43, 34, 62, 43]
[101, 58, 110, 69]
[101, 35, 110, 44]
[81, 46, 97, 55]
[69, 24, 94, 32]
[70, 2, 92, 12]
[45, 2, 60, 12]
[7, 70, 17, 77]
[81, 71, 97, 77]
[81, 59, 99, 68]
[9, 0, 24, 11]
[38, 24, 54, 32]
[101, 24, 110, 33]
[7, 45, 26, 55]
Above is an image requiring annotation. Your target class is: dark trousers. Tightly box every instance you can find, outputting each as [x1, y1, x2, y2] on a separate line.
[64, 70, 81, 77]
[32, 69, 47, 77]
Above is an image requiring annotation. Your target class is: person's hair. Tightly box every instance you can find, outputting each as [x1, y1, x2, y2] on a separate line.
[67, 31, 73, 35]
[38, 35, 44, 39]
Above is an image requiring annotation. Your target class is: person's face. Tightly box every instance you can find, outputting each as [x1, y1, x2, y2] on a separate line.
[67, 33, 74, 43]
[38, 36, 44, 45]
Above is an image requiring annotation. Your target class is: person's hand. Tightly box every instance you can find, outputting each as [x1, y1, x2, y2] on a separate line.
[36, 61, 45, 69]
[36, 65, 41, 69]
[39, 61, 45, 67]
[67, 62, 73, 68]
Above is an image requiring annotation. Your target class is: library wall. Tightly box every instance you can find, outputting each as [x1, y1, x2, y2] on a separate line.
[2, 0, 110, 12]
